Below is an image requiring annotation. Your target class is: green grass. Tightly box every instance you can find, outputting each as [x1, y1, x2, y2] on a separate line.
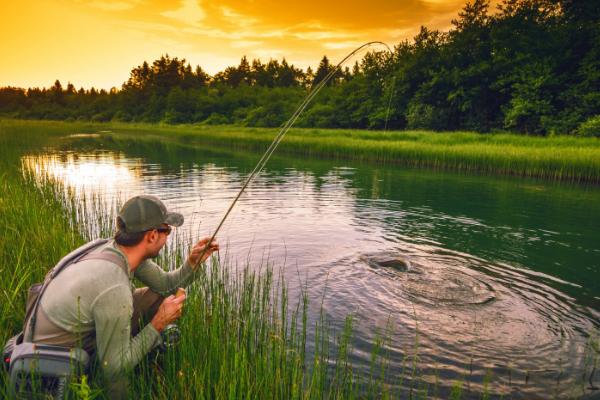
[0, 120, 90, 335]
[0, 120, 89, 396]
[99, 121, 600, 183]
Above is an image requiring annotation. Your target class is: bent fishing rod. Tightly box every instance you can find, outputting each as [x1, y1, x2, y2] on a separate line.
[193, 41, 394, 268]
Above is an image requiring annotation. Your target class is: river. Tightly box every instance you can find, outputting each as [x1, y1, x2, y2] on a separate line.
[22, 132, 600, 399]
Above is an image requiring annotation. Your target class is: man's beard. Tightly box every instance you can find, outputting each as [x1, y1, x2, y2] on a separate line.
[147, 247, 161, 260]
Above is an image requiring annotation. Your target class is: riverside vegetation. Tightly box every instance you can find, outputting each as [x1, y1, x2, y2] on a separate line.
[9, 119, 600, 182]
[2, 120, 600, 398]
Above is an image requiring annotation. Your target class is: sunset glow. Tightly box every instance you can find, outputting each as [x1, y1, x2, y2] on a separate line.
[2, 0, 473, 90]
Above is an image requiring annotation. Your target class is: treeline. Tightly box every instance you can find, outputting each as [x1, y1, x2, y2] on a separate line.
[1, 0, 599, 136]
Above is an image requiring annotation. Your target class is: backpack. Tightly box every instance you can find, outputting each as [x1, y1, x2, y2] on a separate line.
[2, 238, 125, 399]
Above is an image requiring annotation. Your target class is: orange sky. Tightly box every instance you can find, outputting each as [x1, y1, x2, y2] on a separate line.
[1, 0, 479, 90]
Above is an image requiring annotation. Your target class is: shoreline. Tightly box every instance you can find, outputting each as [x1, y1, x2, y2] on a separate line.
[5, 119, 598, 183]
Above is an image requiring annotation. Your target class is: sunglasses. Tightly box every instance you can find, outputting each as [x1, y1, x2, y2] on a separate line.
[155, 226, 172, 235]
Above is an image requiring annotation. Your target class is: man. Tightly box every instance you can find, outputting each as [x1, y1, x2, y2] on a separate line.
[26, 195, 218, 397]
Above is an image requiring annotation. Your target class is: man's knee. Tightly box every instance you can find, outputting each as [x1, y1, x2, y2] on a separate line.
[131, 288, 163, 335]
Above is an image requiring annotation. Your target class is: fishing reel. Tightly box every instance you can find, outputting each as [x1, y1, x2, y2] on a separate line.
[158, 324, 181, 352]
[157, 288, 185, 353]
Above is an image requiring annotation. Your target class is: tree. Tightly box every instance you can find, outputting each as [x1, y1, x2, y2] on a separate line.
[151, 55, 187, 95]
[313, 56, 339, 87]
[503, 62, 555, 134]
[213, 57, 251, 87]
[66, 83, 76, 95]
[276, 59, 303, 87]
[265, 60, 280, 88]
[124, 61, 151, 91]
[165, 86, 195, 123]
[50, 79, 64, 104]
[2, 0, 598, 133]
[194, 66, 210, 87]
[238, 56, 251, 85]
[303, 66, 314, 88]
[251, 59, 270, 86]
[446, 0, 497, 130]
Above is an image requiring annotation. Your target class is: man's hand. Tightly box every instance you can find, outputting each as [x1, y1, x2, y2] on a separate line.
[188, 237, 219, 268]
[151, 291, 186, 332]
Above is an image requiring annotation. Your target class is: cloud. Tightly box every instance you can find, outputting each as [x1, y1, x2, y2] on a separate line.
[161, 0, 205, 26]
[2, 0, 484, 88]
[182, 26, 282, 40]
[87, 1, 139, 11]
[121, 20, 180, 33]
[207, 0, 437, 30]
[230, 40, 263, 48]
[291, 29, 358, 41]
[322, 41, 364, 50]
[220, 6, 259, 27]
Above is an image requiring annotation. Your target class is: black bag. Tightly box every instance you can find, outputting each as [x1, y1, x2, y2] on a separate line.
[8, 341, 91, 399]
[4, 239, 110, 399]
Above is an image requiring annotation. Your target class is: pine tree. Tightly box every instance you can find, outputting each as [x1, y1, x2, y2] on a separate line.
[313, 56, 334, 87]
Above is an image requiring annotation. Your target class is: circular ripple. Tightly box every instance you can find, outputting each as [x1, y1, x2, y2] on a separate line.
[400, 263, 497, 306]
[360, 252, 497, 306]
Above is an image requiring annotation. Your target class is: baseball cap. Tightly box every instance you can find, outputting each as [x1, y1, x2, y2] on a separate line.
[118, 195, 184, 233]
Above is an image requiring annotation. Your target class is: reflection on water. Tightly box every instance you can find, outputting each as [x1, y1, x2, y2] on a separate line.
[22, 152, 141, 199]
[23, 140, 600, 399]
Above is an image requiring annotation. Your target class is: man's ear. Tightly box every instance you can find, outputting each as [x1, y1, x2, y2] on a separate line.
[144, 230, 158, 244]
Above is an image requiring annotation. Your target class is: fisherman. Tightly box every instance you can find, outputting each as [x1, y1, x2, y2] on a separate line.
[25, 195, 219, 397]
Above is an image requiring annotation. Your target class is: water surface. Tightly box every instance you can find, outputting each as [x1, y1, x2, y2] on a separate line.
[23, 133, 600, 398]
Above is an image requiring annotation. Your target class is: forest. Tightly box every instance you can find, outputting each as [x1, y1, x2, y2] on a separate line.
[1, 0, 598, 136]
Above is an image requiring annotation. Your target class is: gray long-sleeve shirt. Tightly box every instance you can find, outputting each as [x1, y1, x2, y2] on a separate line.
[33, 239, 196, 378]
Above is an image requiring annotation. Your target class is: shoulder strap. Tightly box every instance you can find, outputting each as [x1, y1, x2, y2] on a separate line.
[24, 239, 113, 342]
[79, 252, 127, 269]
[49, 238, 111, 278]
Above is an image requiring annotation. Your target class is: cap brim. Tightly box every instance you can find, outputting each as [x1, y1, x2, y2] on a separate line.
[165, 212, 184, 227]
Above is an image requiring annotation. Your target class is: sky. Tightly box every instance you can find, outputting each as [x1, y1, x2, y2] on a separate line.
[1, 0, 477, 90]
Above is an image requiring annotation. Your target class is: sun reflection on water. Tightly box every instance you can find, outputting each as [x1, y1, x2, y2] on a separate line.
[21, 152, 142, 199]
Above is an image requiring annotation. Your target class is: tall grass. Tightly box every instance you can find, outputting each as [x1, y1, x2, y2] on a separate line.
[99, 121, 600, 183]
[0, 120, 90, 395]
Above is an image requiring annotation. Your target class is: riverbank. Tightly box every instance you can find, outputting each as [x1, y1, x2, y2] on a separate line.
[0, 122, 87, 394]
[13, 119, 600, 183]
[4, 119, 600, 183]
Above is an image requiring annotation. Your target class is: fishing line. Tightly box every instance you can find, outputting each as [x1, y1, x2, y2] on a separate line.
[194, 41, 395, 267]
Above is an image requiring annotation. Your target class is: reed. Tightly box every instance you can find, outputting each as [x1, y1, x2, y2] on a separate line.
[0, 121, 89, 394]
[75, 120, 600, 183]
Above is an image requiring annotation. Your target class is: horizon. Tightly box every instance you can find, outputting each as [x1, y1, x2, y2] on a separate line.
[1, 0, 498, 90]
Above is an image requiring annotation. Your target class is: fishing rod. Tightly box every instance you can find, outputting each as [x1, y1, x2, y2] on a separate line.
[193, 41, 394, 268]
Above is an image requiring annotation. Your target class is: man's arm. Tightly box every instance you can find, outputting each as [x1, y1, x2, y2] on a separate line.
[134, 237, 219, 296]
[92, 284, 161, 378]
[134, 259, 196, 296]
